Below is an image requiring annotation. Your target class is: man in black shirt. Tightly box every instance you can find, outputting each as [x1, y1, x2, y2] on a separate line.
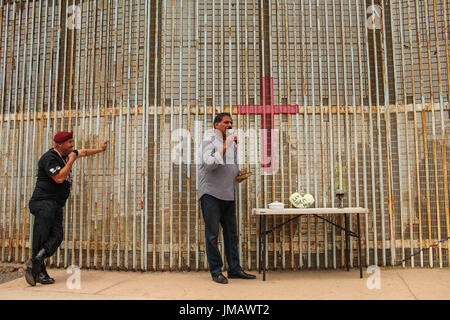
[25, 131, 108, 286]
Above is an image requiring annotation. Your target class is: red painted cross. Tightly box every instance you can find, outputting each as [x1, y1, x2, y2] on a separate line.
[237, 76, 298, 173]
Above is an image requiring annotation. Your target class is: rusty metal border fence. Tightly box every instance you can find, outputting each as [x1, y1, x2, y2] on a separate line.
[0, 0, 449, 271]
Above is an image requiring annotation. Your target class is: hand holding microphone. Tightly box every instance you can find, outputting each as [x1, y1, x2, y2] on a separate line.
[223, 134, 237, 154]
[68, 150, 79, 162]
[219, 129, 237, 155]
[226, 129, 238, 145]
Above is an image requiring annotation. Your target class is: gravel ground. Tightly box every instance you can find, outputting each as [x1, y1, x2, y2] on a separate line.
[0, 263, 25, 285]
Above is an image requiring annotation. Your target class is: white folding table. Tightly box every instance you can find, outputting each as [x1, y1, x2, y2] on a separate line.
[252, 207, 369, 281]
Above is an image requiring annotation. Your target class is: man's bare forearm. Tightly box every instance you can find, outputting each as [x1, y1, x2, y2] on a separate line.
[78, 140, 108, 157]
[77, 148, 104, 157]
[52, 158, 75, 184]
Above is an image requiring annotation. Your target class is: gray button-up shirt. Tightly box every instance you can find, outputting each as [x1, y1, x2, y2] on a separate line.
[198, 129, 239, 201]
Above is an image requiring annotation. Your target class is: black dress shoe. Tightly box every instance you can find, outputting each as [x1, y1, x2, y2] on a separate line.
[227, 270, 256, 279]
[212, 273, 228, 284]
[38, 272, 55, 285]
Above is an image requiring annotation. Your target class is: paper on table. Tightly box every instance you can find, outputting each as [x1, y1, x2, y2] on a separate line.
[289, 192, 315, 208]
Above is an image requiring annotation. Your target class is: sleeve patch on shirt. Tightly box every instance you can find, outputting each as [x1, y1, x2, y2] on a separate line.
[49, 166, 61, 174]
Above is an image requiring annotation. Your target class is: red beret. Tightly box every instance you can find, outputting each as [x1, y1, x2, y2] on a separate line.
[53, 131, 73, 143]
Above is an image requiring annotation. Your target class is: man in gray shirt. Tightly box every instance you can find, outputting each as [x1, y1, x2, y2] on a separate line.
[199, 112, 256, 284]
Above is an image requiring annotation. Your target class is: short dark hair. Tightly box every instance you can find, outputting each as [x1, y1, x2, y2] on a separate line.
[213, 112, 232, 127]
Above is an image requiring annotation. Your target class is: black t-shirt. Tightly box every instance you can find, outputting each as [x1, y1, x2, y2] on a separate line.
[30, 149, 72, 206]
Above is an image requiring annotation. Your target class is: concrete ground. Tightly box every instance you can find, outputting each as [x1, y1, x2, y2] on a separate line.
[0, 266, 449, 300]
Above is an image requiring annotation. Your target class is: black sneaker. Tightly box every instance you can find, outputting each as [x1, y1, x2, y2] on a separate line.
[212, 273, 228, 284]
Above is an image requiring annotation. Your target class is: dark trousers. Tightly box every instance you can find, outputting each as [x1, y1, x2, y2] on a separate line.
[200, 194, 242, 276]
[29, 200, 64, 258]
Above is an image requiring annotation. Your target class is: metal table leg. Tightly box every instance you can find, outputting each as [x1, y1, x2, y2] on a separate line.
[357, 213, 363, 278]
[263, 215, 267, 281]
[258, 215, 261, 275]
[345, 214, 350, 272]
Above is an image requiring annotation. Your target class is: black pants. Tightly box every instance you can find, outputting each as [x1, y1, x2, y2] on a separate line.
[200, 194, 242, 276]
[29, 200, 64, 259]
